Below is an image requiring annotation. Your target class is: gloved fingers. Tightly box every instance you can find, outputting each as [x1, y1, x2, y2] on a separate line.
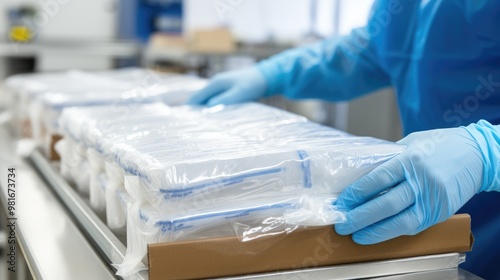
[187, 78, 227, 105]
[351, 208, 420, 245]
[335, 158, 405, 210]
[206, 87, 248, 107]
[335, 180, 415, 235]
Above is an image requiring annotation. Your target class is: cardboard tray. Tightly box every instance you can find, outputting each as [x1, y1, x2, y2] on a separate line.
[148, 214, 473, 280]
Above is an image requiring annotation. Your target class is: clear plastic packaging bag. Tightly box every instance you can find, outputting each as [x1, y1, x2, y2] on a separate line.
[105, 161, 127, 230]
[113, 188, 133, 243]
[5, 68, 206, 153]
[5, 69, 136, 137]
[118, 186, 303, 276]
[118, 142, 402, 213]
[57, 102, 406, 278]
[87, 148, 107, 216]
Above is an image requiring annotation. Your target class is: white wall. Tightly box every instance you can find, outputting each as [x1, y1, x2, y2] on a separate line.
[185, 0, 313, 43]
[185, 0, 374, 43]
[338, 0, 373, 35]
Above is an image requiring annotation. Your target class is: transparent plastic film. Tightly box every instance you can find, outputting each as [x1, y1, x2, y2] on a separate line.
[87, 148, 107, 215]
[5, 68, 206, 151]
[54, 102, 406, 278]
[105, 160, 126, 231]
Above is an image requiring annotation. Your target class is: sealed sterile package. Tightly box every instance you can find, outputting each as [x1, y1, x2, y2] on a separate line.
[5, 67, 186, 110]
[5, 68, 206, 151]
[56, 137, 91, 194]
[56, 137, 81, 182]
[58, 102, 305, 180]
[87, 148, 107, 216]
[113, 189, 134, 242]
[113, 120, 403, 214]
[31, 78, 206, 156]
[5, 69, 134, 137]
[56, 103, 189, 201]
[117, 193, 302, 276]
[105, 160, 127, 230]
[59, 103, 404, 217]
[57, 102, 405, 278]
[93, 106, 310, 222]
[130, 147, 389, 209]
[58, 103, 177, 208]
[74, 147, 91, 195]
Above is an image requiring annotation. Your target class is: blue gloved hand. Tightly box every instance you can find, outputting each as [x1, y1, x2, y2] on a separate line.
[334, 120, 500, 244]
[187, 67, 268, 106]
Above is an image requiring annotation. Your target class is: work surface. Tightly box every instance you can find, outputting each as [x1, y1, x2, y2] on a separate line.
[0, 119, 484, 279]
[0, 123, 115, 279]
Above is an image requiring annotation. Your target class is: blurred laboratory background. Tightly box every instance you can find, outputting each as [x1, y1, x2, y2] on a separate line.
[0, 0, 401, 140]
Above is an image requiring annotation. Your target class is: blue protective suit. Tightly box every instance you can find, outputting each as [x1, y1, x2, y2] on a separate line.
[256, 1, 500, 278]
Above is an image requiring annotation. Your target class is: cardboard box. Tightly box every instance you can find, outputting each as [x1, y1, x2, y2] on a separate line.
[149, 33, 187, 50]
[148, 214, 472, 280]
[147, 29, 236, 56]
[189, 28, 236, 54]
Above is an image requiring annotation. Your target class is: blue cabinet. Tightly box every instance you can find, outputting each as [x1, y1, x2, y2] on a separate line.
[119, 0, 183, 42]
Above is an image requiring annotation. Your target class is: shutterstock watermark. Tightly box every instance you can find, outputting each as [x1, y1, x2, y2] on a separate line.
[8, 0, 72, 52]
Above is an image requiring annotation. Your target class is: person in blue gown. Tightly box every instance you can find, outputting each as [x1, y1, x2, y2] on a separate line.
[188, 1, 500, 278]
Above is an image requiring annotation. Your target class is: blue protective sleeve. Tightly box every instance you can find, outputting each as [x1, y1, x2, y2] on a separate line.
[466, 120, 500, 193]
[256, 26, 391, 101]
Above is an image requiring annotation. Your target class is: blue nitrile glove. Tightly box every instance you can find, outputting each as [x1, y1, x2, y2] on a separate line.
[187, 67, 268, 107]
[334, 120, 500, 245]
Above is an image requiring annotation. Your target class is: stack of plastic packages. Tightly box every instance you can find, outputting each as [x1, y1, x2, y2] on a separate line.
[3, 68, 206, 156]
[57, 102, 405, 277]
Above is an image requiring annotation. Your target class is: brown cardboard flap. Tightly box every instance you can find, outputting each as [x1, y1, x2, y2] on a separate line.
[148, 214, 472, 280]
[50, 134, 62, 161]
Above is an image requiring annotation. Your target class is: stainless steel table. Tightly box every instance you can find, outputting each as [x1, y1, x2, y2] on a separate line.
[0, 121, 484, 280]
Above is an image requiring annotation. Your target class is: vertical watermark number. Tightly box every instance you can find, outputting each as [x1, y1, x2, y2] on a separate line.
[6, 168, 16, 272]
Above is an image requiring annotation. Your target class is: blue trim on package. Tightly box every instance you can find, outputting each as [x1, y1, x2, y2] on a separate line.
[159, 167, 285, 195]
[139, 202, 296, 232]
[296, 150, 312, 189]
